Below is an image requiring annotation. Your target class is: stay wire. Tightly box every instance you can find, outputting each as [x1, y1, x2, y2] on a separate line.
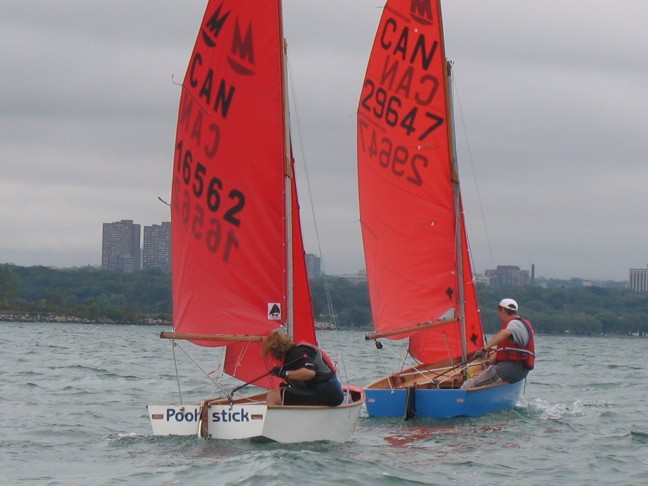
[452, 71, 497, 273]
[452, 69, 501, 335]
[169, 339, 229, 397]
[286, 57, 351, 390]
[171, 339, 183, 405]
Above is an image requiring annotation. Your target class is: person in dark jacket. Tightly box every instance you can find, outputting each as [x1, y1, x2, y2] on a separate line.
[262, 331, 344, 406]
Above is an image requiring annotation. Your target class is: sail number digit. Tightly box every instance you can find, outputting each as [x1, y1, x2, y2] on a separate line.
[174, 140, 243, 261]
[358, 119, 428, 187]
[361, 79, 443, 142]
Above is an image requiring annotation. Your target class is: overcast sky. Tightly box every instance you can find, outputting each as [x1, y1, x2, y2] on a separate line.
[1, 1, 646, 281]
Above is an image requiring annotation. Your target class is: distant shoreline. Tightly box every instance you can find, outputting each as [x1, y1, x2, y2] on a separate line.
[0, 312, 169, 326]
[1, 313, 643, 338]
[0, 312, 338, 330]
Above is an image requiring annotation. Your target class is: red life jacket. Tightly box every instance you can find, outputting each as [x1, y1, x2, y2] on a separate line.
[495, 316, 535, 370]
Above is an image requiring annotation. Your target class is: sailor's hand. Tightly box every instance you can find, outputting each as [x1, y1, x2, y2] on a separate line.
[271, 366, 288, 378]
[473, 347, 487, 359]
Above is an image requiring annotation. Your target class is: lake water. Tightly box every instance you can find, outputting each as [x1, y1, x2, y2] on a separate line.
[2, 322, 647, 485]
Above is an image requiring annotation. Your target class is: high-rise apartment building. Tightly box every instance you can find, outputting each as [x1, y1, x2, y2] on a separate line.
[306, 253, 321, 278]
[143, 222, 171, 273]
[629, 266, 648, 292]
[101, 220, 141, 272]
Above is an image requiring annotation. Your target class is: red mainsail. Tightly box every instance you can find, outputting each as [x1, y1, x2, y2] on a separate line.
[357, 0, 483, 363]
[170, 0, 316, 387]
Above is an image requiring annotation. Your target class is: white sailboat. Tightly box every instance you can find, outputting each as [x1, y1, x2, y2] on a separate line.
[148, 0, 364, 443]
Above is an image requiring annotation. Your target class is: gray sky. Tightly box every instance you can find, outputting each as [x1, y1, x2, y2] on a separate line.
[1, 1, 646, 281]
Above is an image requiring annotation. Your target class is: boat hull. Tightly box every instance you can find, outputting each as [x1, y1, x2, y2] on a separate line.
[148, 385, 365, 443]
[365, 380, 523, 418]
[147, 404, 202, 436]
[364, 360, 524, 418]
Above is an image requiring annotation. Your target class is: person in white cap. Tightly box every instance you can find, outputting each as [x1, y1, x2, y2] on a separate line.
[461, 298, 535, 389]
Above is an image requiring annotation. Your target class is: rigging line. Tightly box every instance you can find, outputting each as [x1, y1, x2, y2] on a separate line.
[285, 56, 350, 387]
[396, 361, 473, 377]
[371, 339, 417, 386]
[429, 360, 478, 388]
[452, 71, 497, 272]
[172, 340, 229, 396]
[374, 339, 415, 377]
[170, 339, 183, 405]
[373, 345, 390, 386]
[452, 70, 501, 334]
[441, 331, 458, 369]
[397, 356, 475, 388]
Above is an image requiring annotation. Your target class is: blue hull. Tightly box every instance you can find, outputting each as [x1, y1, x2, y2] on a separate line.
[365, 380, 523, 418]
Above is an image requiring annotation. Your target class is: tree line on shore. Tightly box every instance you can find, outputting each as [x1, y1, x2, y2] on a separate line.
[1, 264, 647, 336]
[0, 264, 171, 324]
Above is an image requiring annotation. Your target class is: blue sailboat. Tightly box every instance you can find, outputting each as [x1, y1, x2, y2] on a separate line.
[356, 0, 523, 418]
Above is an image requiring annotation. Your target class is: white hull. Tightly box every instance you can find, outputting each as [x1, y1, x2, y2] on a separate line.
[147, 404, 201, 436]
[148, 385, 365, 443]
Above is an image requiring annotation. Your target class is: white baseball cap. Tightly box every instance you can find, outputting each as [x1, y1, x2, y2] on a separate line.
[498, 298, 518, 311]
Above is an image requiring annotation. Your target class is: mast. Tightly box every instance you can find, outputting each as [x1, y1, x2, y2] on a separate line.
[279, 0, 294, 339]
[446, 60, 468, 363]
[432, 0, 468, 362]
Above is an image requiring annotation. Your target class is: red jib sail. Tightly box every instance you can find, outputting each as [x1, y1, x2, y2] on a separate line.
[171, 0, 316, 387]
[357, 0, 483, 363]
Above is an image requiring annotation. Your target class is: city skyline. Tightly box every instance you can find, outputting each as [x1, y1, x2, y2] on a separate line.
[0, 215, 639, 285]
[101, 220, 170, 273]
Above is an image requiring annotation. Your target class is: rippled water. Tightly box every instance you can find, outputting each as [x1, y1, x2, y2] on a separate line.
[2, 323, 647, 485]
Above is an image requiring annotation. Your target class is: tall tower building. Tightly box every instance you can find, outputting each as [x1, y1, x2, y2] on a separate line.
[629, 266, 648, 292]
[143, 222, 171, 273]
[306, 253, 321, 278]
[101, 220, 141, 272]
